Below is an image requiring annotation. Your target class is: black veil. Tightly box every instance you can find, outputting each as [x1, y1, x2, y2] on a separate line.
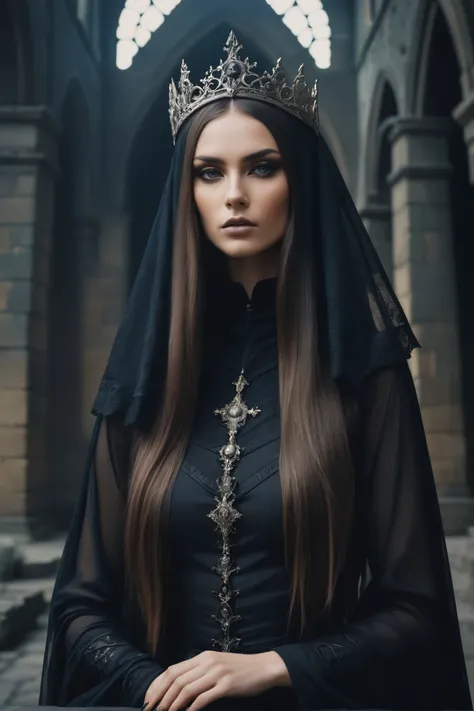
[91, 122, 418, 429]
[39, 90, 471, 709]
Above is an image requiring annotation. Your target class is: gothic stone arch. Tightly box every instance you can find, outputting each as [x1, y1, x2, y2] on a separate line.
[408, 0, 474, 115]
[365, 72, 400, 199]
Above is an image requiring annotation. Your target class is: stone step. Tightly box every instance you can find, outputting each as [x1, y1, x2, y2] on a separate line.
[0, 535, 65, 582]
[0, 579, 54, 651]
[18, 537, 64, 580]
[0, 537, 21, 581]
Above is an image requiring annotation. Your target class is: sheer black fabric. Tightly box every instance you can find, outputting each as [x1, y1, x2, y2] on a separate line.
[39, 416, 162, 707]
[39, 90, 470, 710]
[275, 363, 471, 710]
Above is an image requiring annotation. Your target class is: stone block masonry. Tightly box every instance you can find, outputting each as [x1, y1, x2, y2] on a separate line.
[0, 107, 58, 539]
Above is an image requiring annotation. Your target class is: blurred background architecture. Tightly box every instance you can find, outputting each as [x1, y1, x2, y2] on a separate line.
[1, 0, 474, 703]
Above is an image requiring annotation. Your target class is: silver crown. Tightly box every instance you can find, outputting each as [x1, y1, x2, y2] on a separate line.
[169, 31, 318, 144]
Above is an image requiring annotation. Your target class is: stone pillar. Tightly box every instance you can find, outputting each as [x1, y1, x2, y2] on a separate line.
[359, 197, 393, 280]
[388, 117, 474, 534]
[453, 92, 474, 184]
[0, 107, 58, 540]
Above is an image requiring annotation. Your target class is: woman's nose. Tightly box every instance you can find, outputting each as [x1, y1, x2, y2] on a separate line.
[225, 177, 249, 209]
[225, 192, 249, 209]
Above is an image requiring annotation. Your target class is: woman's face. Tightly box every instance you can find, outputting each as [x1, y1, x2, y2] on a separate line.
[193, 108, 290, 260]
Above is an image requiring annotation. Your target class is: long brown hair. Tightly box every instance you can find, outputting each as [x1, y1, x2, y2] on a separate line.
[125, 98, 354, 653]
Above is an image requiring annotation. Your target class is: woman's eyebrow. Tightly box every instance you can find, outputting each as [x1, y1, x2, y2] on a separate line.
[193, 148, 281, 164]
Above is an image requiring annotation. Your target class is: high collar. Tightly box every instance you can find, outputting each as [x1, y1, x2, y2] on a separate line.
[203, 275, 278, 377]
[228, 277, 277, 310]
[208, 276, 277, 319]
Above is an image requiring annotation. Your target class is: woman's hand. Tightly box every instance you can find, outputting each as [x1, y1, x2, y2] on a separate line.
[143, 650, 290, 711]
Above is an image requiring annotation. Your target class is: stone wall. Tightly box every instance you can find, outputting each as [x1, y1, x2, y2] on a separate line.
[0, 107, 57, 538]
[0, 0, 117, 537]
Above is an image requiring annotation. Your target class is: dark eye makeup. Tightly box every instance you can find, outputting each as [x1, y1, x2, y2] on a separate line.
[193, 160, 281, 181]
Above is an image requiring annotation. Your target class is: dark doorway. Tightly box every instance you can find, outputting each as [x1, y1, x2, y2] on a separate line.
[126, 23, 275, 291]
[47, 88, 89, 529]
[423, 7, 474, 491]
[0, 0, 19, 103]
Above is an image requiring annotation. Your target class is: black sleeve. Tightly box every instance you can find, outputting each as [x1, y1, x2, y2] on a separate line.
[273, 363, 472, 710]
[39, 416, 164, 707]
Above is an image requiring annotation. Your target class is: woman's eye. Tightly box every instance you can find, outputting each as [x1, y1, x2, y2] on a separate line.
[195, 162, 279, 180]
[199, 168, 221, 180]
[251, 162, 278, 177]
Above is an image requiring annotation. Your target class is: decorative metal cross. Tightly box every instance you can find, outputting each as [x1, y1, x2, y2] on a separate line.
[207, 369, 260, 652]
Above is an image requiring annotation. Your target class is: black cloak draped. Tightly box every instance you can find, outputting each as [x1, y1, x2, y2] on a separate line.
[39, 91, 472, 711]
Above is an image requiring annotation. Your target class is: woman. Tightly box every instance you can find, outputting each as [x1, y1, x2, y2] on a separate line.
[40, 32, 471, 711]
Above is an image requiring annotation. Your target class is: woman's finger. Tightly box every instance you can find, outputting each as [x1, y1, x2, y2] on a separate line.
[144, 659, 199, 707]
[158, 667, 213, 711]
[167, 674, 216, 711]
[186, 683, 230, 711]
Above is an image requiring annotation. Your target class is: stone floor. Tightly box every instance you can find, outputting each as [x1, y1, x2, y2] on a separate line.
[0, 612, 47, 706]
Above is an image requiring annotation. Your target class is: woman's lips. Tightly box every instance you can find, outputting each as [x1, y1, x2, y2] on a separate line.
[221, 224, 256, 235]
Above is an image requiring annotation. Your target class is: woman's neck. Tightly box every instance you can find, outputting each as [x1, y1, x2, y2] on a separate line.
[227, 245, 281, 300]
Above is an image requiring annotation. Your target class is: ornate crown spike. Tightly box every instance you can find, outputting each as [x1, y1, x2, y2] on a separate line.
[168, 31, 319, 144]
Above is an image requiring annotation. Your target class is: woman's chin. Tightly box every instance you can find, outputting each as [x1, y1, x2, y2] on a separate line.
[217, 239, 272, 260]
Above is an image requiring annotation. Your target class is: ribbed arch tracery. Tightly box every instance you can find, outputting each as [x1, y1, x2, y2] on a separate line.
[116, 0, 331, 70]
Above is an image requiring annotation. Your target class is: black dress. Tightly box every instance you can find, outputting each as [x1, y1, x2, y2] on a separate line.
[39, 276, 471, 710]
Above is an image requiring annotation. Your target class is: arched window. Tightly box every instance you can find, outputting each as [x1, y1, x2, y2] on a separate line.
[116, 0, 331, 70]
[265, 0, 331, 69]
[116, 0, 182, 70]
